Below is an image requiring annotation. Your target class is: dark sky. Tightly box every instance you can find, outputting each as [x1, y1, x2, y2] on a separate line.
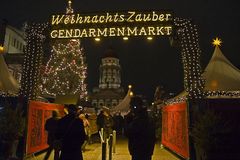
[1, 0, 240, 102]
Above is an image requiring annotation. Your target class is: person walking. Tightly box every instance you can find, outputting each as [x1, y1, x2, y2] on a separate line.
[44, 110, 60, 160]
[113, 111, 124, 136]
[79, 111, 90, 151]
[125, 96, 156, 160]
[55, 104, 86, 160]
[102, 106, 114, 141]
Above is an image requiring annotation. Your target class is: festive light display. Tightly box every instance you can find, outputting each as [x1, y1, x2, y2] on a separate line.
[40, 39, 87, 98]
[17, 1, 237, 102]
[40, 0, 87, 99]
[166, 36, 240, 104]
[174, 17, 205, 99]
[20, 23, 48, 100]
[212, 37, 222, 46]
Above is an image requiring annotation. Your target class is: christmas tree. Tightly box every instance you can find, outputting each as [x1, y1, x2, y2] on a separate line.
[41, 39, 87, 99]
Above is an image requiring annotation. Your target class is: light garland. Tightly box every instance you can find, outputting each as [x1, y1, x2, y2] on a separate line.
[20, 23, 48, 100]
[174, 17, 205, 99]
[165, 91, 240, 105]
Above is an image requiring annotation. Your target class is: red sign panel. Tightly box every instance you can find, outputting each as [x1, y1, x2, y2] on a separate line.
[161, 102, 189, 158]
[26, 101, 64, 154]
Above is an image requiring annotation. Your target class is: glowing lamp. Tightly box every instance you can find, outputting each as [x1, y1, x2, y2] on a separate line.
[128, 85, 132, 89]
[147, 37, 153, 40]
[123, 37, 128, 41]
[130, 92, 133, 96]
[0, 46, 4, 53]
[94, 38, 101, 42]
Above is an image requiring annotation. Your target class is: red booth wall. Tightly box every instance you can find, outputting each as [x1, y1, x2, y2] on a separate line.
[26, 101, 64, 154]
[162, 102, 189, 158]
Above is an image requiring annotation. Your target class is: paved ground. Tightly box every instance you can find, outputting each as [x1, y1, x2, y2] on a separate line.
[28, 138, 180, 160]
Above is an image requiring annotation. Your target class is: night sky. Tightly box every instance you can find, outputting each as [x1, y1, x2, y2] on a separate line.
[1, 0, 240, 102]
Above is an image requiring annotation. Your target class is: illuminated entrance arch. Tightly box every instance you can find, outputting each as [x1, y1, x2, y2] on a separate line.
[21, 11, 204, 100]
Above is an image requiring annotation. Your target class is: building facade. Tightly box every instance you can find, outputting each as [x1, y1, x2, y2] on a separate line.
[2, 23, 26, 83]
[90, 48, 125, 110]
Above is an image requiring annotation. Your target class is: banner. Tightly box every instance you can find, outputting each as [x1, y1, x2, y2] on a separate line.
[26, 101, 64, 154]
[161, 102, 189, 158]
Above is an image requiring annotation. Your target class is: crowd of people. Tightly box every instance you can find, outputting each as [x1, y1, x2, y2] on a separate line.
[44, 96, 156, 160]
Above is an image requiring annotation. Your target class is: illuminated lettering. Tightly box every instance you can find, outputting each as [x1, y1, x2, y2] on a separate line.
[109, 28, 116, 36]
[66, 29, 73, 38]
[84, 16, 91, 23]
[50, 26, 173, 39]
[119, 15, 125, 22]
[106, 13, 113, 22]
[89, 28, 96, 37]
[127, 11, 135, 22]
[99, 16, 105, 23]
[148, 27, 155, 35]
[114, 13, 119, 22]
[156, 27, 164, 35]
[51, 11, 172, 25]
[139, 27, 147, 35]
[117, 27, 125, 36]
[152, 11, 158, 21]
[159, 14, 165, 21]
[64, 17, 70, 24]
[127, 27, 138, 36]
[165, 26, 172, 35]
[92, 15, 98, 23]
[97, 28, 108, 37]
[50, 30, 58, 38]
[76, 14, 84, 24]
[73, 29, 81, 38]
[51, 15, 64, 25]
[165, 14, 172, 21]
[135, 14, 142, 22]
[143, 14, 151, 22]
[70, 15, 75, 24]
[58, 30, 65, 38]
[81, 29, 88, 37]
[50, 11, 173, 39]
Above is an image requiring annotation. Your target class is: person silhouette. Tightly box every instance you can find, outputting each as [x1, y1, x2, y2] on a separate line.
[125, 96, 156, 160]
[44, 110, 60, 160]
[55, 104, 86, 160]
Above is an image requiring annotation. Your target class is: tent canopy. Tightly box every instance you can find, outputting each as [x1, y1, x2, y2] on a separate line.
[203, 46, 240, 91]
[169, 45, 240, 101]
[111, 87, 132, 112]
[0, 55, 19, 95]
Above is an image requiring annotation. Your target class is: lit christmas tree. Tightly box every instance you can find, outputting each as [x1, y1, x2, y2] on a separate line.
[41, 39, 87, 98]
[40, 0, 87, 99]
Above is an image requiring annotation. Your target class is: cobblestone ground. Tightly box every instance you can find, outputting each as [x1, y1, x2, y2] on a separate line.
[29, 137, 180, 160]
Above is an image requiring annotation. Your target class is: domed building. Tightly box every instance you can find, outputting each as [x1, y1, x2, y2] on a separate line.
[90, 48, 125, 110]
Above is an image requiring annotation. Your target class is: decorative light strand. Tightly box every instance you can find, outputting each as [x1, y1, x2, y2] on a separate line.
[20, 22, 48, 100]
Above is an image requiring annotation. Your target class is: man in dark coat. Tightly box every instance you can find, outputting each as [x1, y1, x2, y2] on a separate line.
[44, 110, 60, 160]
[125, 96, 156, 160]
[55, 104, 86, 160]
